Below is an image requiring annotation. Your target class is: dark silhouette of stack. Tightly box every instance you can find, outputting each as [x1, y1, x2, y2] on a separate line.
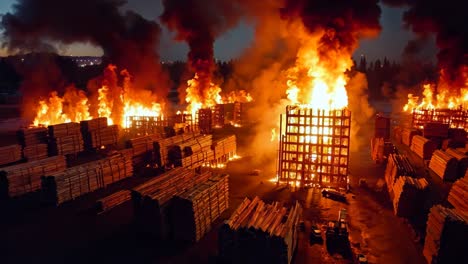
[445, 148, 468, 180]
[384, 154, 415, 196]
[447, 176, 468, 219]
[0, 144, 22, 166]
[429, 150, 458, 181]
[442, 128, 467, 150]
[392, 176, 428, 217]
[411, 135, 437, 160]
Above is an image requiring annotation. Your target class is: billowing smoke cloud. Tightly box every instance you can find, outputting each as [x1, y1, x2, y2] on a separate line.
[1, 0, 168, 93]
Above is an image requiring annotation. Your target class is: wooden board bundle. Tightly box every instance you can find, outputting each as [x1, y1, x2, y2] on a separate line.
[429, 150, 458, 181]
[173, 174, 229, 242]
[167, 135, 213, 167]
[153, 132, 200, 167]
[49, 133, 84, 156]
[410, 135, 437, 160]
[127, 133, 164, 167]
[445, 148, 468, 179]
[42, 151, 133, 205]
[0, 144, 22, 166]
[423, 122, 449, 138]
[17, 127, 48, 147]
[401, 128, 421, 147]
[447, 177, 468, 219]
[423, 205, 468, 264]
[384, 154, 416, 195]
[0, 156, 66, 198]
[392, 176, 428, 217]
[23, 143, 48, 161]
[87, 125, 119, 149]
[80, 117, 108, 133]
[212, 135, 237, 164]
[96, 189, 131, 213]
[442, 138, 466, 150]
[48, 122, 81, 138]
[219, 197, 302, 264]
[181, 150, 215, 169]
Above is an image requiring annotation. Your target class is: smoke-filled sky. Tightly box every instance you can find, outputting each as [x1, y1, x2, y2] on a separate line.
[0, 0, 436, 62]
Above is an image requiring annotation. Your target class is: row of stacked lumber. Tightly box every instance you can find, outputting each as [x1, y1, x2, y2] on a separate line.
[219, 197, 302, 264]
[95, 190, 131, 213]
[17, 127, 48, 147]
[429, 150, 459, 181]
[384, 154, 416, 195]
[410, 135, 437, 160]
[127, 133, 164, 167]
[0, 156, 66, 198]
[423, 205, 468, 264]
[153, 132, 200, 167]
[23, 143, 48, 161]
[42, 150, 133, 205]
[447, 176, 468, 219]
[370, 137, 394, 163]
[212, 135, 237, 164]
[168, 135, 213, 168]
[0, 144, 22, 166]
[392, 176, 428, 217]
[81, 118, 119, 149]
[172, 174, 229, 242]
[48, 122, 84, 156]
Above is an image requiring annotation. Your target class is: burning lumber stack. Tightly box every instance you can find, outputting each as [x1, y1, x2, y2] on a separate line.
[219, 197, 302, 264]
[0, 156, 66, 198]
[392, 176, 428, 217]
[423, 205, 468, 264]
[212, 135, 237, 164]
[445, 148, 468, 179]
[0, 144, 22, 166]
[48, 122, 84, 156]
[410, 135, 437, 160]
[96, 189, 132, 213]
[23, 143, 48, 161]
[384, 154, 415, 195]
[172, 174, 229, 242]
[429, 150, 458, 181]
[401, 128, 421, 147]
[447, 177, 468, 219]
[17, 127, 48, 147]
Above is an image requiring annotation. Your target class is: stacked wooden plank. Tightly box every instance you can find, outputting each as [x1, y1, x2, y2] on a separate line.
[410, 135, 437, 160]
[80, 117, 108, 133]
[429, 150, 458, 181]
[423, 122, 449, 138]
[0, 156, 66, 198]
[392, 176, 428, 217]
[0, 144, 22, 166]
[48, 122, 84, 156]
[17, 127, 48, 147]
[167, 135, 213, 168]
[127, 133, 163, 167]
[423, 205, 468, 264]
[23, 143, 48, 161]
[384, 154, 415, 195]
[88, 125, 119, 148]
[212, 135, 237, 164]
[42, 151, 133, 205]
[219, 197, 302, 264]
[172, 174, 229, 242]
[153, 132, 200, 167]
[446, 148, 468, 179]
[401, 128, 421, 147]
[96, 189, 131, 213]
[447, 177, 468, 219]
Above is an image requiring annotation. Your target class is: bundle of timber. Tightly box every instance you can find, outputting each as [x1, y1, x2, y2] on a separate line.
[429, 150, 458, 181]
[423, 205, 468, 264]
[392, 176, 428, 217]
[219, 197, 302, 264]
[401, 128, 421, 147]
[0, 144, 22, 166]
[181, 150, 215, 169]
[423, 123, 449, 138]
[48, 122, 84, 156]
[167, 135, 213, 167]
[96, 189, 131, 213]
[153, 132, 200, 167]
[212, 135, 237, 163]
[445, 148, 468, 179]
[0, 156, 66, 198]
[86, 125, 119, 149]
[42, 151, 133, 205]
[80, 117, 108, 133]
[447, 177, 468, 219]
[127, 133, 163, 167]
[17, 127, 48, 147]
[48, 122, 81, 138]
[23, 144, 48, 161]
[173, 174, 229, 242]
[384, 154, 416, 195]
[370, 137, 394, 163]
[410, 135, 437, 160]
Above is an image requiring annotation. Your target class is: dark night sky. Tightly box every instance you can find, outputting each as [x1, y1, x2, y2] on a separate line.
[0, 0, 436, 62]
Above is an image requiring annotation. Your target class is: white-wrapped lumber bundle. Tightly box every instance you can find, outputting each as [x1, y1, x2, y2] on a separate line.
[0, 144, 22, 166]
[88, 124, 119, 148]
[429, 150, 458, 181]
[423, 205, 468, 264]
[423, 122, 449, 138]
[445, 148, 468, 180]
[402, 128, 420, 147]
[219, 197, 302, 264]
[173, 174, 229, 242]
[447, 177, 468, 219]
[410, 135, 437, 160]
[23, 143, 48, 161]
[17, 127, 48, 147]
[96, 189, 131, 213]
[80, 117, 108, 133]
[384, 154, 415, 195]
[0, 156, 66, 198]
[212, 135, 237, 164]
[153, 132, 200, 167]
[392, 176, 428, 217]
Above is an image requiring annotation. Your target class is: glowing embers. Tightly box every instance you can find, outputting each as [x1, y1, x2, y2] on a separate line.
[277, 106, 351, 188]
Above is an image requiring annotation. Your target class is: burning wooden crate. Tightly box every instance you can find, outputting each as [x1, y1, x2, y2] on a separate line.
[214, 104, 227, 128]
[392, 176, 428, 217]
[445, 148, 468, 179]
[218, 197, 302, 264]
[429, 150, 458, 181]
[96, 189, 132, 214]
[124, 116, 167, 136]
[277, 106, 350, 188]
[198, 108, 213, 134]
[232, 102, 252, 126]
[23, 143, 48, 161]
[410, 135, 437, 160]
[384, 154, 415, 196]
[0, 144, 22, 166]
[412, 108, 468, 131]
[48, 122, 84, 156]
[448, 176, 468, 219]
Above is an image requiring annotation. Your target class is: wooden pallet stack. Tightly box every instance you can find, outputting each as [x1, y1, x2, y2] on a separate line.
[429, 150, 458, 181]
[423, 205, 468, 264]
[447, 177, 468, 219]
[0, 156, 66, 198]
[48, 122, 84, 156]
[392, 176, 428, 217]
[401, 128, 421, 147]
[212, 135, 237, 164]
[445, 148, 468, 179]
[96, 189, 132, 213]
[23, 143, 48, 161]
[0, 144, 22, 166]
[410, 135, 437, 160]
[219, 197, 302, 264]
[172, 174, 229, 242]
[153, 132, 199, 167]
[17, 127, 48, 147]
[384, 154, 415, 195]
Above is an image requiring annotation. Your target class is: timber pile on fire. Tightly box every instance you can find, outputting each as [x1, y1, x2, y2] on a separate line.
[42, 151, 133, 205]
[23, 143, 48, 161]
[429, 150, 458, 181]
[17, 127, 48, 147]
[48, 122, 84, 156]
[198, 108, 213, 134]
[447, 177, 468, 219]
[392, 176, 428, 217]
[423, 123, 449, 138]
[0, 144, 22, 166]
[172, 174, 229, 242]
[212, 135, 237, 164]
[219, 197, 302, 264]
[423, 205, 468, 264]
[153, 132, 200, 168]
[96, 189, 132, 213]
[384, 154, 415, 195]
[0, 156, 66, 198]
[167, 135, 213, 168]
[445, 148, 468, 179]
[410, 135, 437, 160]
[402, 128, 421, 147]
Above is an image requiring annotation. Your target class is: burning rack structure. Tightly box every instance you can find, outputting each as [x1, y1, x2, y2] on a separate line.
[125, 114, 196, 136]
[277, 106, 351, 188]
[412, 108, 468, 131]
